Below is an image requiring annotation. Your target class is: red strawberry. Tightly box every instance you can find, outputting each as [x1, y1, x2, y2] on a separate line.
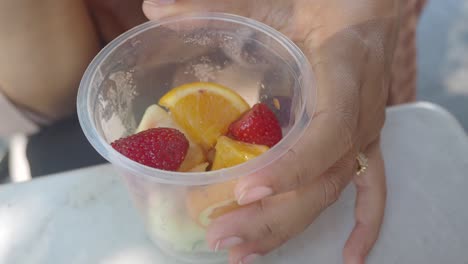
[228, 103, 282, 147]
[111, 128, 189, 171]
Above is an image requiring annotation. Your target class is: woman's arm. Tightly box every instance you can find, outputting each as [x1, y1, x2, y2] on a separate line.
[0, 0, 100, 120]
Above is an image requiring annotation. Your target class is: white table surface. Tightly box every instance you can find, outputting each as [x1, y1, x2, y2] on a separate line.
[1, 102, 467, 264]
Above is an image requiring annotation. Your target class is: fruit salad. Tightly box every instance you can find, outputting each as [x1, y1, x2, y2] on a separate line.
[111, 82, 283, 252]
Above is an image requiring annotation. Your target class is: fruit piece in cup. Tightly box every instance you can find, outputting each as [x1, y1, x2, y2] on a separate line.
[136, 104, 206, 172]
[159, 82, 250, 150]
[146, 190, 207, 252]
[187, 136, 269, 227]
[228, 103, 283, 147]
[188, 162, 210, 172]
[110, 82, 283, 249]
[111, 82, 282, 173]
[212, 136, 269, 171]
[111, 127, 189, 172]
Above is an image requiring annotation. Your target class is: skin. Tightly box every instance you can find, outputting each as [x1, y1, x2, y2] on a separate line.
[0, 0, 146, 120]
[0, 0, 100, 119]
[142, 1, 399, 263]
[0, 0, 398, 263]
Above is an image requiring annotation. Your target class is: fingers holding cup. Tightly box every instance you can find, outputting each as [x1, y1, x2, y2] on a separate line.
[207, 152, 357, 263]
[344, 140, 386, 264]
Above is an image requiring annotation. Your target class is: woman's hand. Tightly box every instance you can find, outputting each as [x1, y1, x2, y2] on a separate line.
[143, 1, 399, 263]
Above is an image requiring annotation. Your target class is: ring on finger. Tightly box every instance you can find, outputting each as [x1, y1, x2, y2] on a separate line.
[356, 152, 369, 176]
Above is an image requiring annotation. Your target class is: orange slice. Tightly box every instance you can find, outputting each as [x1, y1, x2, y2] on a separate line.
[159, 82, 250, 150]
[187, 137, 269, 227]
[136, 104, 206, 172]
[186, 180, 239, 227]
[211, 136, 269, 170]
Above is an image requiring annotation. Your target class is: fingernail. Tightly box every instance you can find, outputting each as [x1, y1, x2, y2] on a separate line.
[237, 187, 273, 205]
[214, 237, 244, 252]
[240, 254, 261, 264]
[144, 0, 175, 6]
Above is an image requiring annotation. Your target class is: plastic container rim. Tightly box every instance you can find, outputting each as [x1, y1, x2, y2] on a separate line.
[77, 12, 316, 185]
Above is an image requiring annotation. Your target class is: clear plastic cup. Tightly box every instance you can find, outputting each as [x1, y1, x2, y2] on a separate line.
[77, 12, 316, 263]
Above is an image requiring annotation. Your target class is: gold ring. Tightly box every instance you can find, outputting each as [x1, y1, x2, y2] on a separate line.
[356, 152, 368, 176]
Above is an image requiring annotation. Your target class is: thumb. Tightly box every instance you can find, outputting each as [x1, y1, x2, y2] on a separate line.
[142, 0, 250, 21]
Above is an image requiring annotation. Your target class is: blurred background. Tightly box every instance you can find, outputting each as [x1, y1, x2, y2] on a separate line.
[417, 0, 468, 130]
[1, 0, 467, 183]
